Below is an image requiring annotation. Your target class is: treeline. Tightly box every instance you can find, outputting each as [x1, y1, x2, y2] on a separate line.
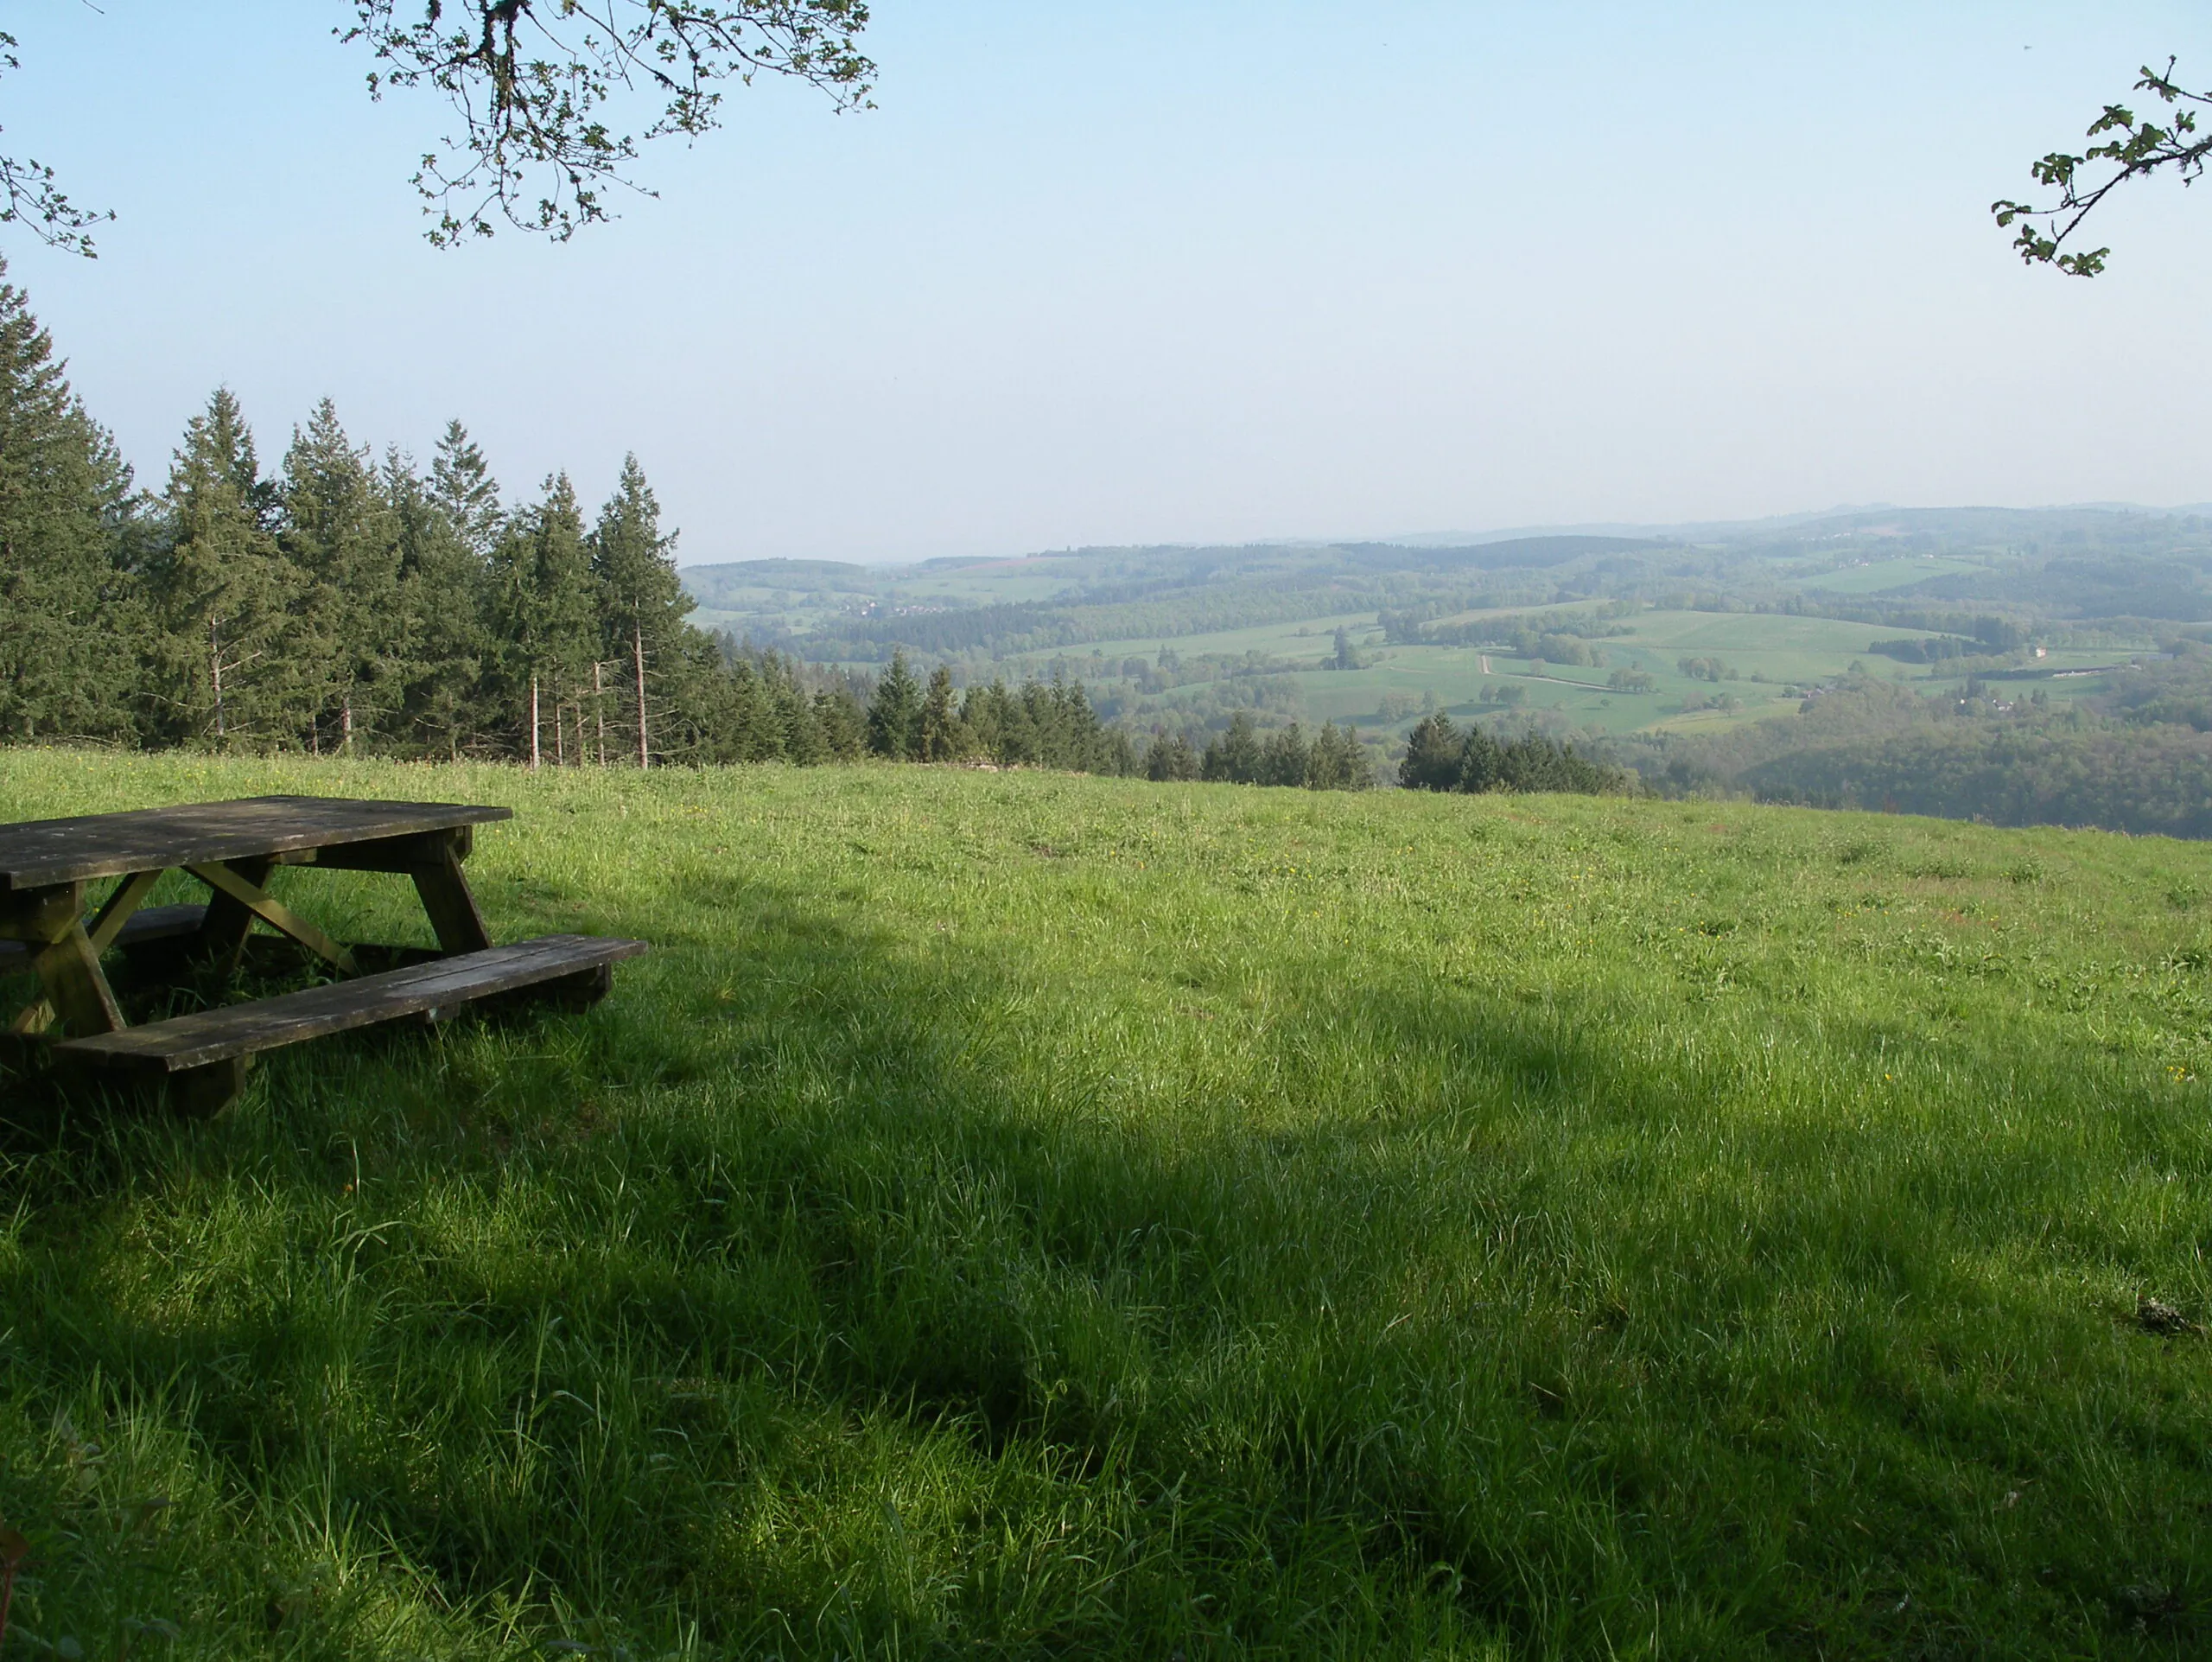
[0, 258, 720, 761]
[0, 264, 1153, 780]
[1741, 726, 2212, 839]
[1397, 713, 1629, 796]
[1137, 712, 1372, 790]
[1634, 651, 2212, 837]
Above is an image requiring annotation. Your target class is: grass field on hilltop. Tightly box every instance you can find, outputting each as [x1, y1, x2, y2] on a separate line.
[3, 752, 2211, 1658]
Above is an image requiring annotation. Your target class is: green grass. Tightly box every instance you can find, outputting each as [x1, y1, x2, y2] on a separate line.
[3, 751, 2211, 1658]
[1795, 557, 1989, 594]
[1102, 611, 1974, 741]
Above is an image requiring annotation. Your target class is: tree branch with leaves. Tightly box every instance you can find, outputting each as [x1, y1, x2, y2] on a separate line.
[342, 0, 874, 246]
[0, 33, 111, 258]
[1995, 57, 2212, 277]
[0, 3, 872, 258]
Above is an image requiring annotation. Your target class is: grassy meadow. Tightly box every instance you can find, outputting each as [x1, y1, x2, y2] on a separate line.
[2, 751, 2210, 1657]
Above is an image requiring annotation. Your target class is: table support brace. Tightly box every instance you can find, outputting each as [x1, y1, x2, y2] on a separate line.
[188, 863, 358, 976]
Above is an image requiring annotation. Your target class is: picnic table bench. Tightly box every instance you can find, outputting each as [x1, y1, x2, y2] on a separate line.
[0, 795, 645, 1112]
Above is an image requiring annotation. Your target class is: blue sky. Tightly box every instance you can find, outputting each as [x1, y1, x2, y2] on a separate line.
[6, 3, 2212, 564]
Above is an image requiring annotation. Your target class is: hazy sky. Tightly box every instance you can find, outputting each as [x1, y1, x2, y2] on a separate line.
[8, 3, 2212, 564]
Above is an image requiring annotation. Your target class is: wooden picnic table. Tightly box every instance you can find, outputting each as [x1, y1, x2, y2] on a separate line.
[0, 795, 644, 1111]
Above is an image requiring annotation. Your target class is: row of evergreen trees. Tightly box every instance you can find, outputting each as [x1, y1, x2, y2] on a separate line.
[0, 262, 1153, 777]
[1137, 711, 1375, 790]
[1399, 712, 1627, 795]
[1, 257, 714, 761]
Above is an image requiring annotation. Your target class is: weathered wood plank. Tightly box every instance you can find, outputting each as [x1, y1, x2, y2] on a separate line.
[311, 826, 477, 872]
[0, 797, 512, 889]
[55, 934, 646, 1073]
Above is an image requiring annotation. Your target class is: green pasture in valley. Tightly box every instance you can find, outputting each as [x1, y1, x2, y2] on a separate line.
[1794, 556, 1992, 594]
[7, 752, 2208, 1658]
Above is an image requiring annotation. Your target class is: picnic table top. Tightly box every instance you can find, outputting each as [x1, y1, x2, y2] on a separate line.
[0, 796, 512, 889]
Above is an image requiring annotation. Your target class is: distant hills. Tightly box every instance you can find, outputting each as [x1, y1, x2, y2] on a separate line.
[684, 503, 2212, 583]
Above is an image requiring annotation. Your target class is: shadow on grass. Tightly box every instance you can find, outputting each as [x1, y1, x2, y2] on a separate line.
[0, 874, 2203, 1658]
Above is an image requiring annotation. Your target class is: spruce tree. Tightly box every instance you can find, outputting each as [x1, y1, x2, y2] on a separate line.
[385, 449, 491, 757]
[1260, 723, 1310, 787]
[867, 650, 923, 759]
[918, 665, 966, 761]
[148, 390, 295, 747]
[1203, 711, 1262, 783]
[1145, 732, 1200, 781]
[282, 398, 400, 751]
[0, 258, 137, 742]
[1399, 712, 1464, 791]
[429, 420, 505, 559]
[490, 474, 597, 765]
[588, 455, 692, 767]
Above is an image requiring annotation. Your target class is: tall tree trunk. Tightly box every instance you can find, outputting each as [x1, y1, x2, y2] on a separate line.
[633, 621, 650, 770]
[341, 696, 353, 755]
[594, 660, 607, 767]
[209, 618, 226, 740]
[530, 672, 541, 771]
[555, 698, 566, 767]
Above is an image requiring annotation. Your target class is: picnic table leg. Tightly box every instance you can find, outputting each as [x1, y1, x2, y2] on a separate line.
[410, 835, 493, 955]
[193, 856, 276, 978]
[3, 883, 125, 1038]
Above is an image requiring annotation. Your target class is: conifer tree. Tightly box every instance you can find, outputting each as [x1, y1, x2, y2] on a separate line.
[918, 664, 967, 761]
[429, 420, 505, 559]
[490, 474, 597, 765]
[1398, 712, 1464, 791]
[1203, 711, 1263, 783]
[1145, 732, 1201, 780]
[283, 398, 400, 751]
[0, 258, 137, 742]
[589, 454, 691, 767]
[814, 683, 868, 759]
[1306, 721, 1370, 790]
[148, 390, 295, 747]
[384, 449, 489, 756]
[868, 650, 923, 759]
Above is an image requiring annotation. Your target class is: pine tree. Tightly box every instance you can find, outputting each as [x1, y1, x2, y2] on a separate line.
[490, 474, 597, 765]
[385, 449, 490, 757]
[0, 258, 138, 742]
[147, 390, 295, 747]
[282, 398, 400, 752]
[1459, 723, 1503, 792]
[589, 455, 692, 767]
[867, 650, 923, 759]
[814, 684, 868, 759]
[1260, 722, 1310, 787]
[1202, 711, 1262, 782]
[1306, 721, 1370, 790]
[1145, 732, 1201, 780]
[429, 420, 505, 559]
[1399, 712, 1464, 791]
[917, 665, 967, 761]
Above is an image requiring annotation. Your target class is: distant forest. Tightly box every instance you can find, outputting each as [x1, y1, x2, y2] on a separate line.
[1635, 652, 2212, 839]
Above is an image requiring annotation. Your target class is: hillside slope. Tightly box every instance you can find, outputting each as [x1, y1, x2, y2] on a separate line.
[1, 755, 2208, 1658]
